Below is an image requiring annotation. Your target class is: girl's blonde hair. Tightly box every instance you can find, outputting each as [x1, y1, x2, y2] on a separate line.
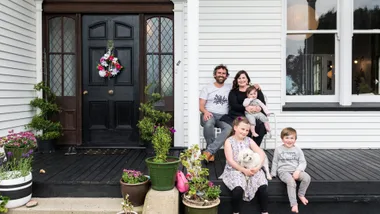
[228, 116, 250, 137]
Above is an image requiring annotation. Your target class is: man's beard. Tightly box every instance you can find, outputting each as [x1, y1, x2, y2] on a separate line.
[215, 76, 226, 84]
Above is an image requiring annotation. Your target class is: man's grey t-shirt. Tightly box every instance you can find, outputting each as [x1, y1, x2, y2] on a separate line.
[199, 83, 231, 115]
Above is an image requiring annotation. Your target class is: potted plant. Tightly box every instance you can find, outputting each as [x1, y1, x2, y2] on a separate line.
[117, 194, 138, 214]
[0, 147, 34, 208]
[138, 85, 180, 191]
[0, 195, 9, 213]
[26, 82, 62, 153]
[180, 145, 221, 214]
[1, 130, 37, 161]
[120, 169, 150, 206]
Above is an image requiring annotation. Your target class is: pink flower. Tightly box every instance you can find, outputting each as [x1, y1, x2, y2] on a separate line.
[208, 181, 214, 187]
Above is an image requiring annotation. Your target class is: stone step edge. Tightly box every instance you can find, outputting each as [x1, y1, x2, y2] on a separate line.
[7, 197, 143, 214]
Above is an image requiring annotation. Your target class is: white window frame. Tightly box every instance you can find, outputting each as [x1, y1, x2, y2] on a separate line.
[351, 30, 380, 102]
[283, 0, 380, 105]
[283, 0, 340, 103]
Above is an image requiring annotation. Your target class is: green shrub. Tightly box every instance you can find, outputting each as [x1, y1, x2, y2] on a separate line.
[26, 82, 62, 140]
[137, 85, 174, 162]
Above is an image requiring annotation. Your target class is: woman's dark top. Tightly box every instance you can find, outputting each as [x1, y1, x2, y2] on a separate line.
[220, 88, 267, 145]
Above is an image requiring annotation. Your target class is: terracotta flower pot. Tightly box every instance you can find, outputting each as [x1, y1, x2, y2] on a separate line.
[120, 178, 150, 206]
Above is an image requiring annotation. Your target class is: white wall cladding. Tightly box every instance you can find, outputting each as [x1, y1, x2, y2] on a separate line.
[183, 0, 283, 146]
[182, 0, 380, 149]
[0, 0, 36, 137]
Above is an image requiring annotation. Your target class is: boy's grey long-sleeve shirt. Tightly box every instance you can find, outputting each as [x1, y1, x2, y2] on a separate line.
[270, 145, 307, 177]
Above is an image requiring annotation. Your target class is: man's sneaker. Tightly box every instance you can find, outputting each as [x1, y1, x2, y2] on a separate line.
[70, 147, 77, 155]
[202, 151, 215, 162]
[64, 147, 72, 156]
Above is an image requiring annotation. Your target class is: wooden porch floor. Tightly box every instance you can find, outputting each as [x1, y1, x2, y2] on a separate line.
[32, 148, 380, 213]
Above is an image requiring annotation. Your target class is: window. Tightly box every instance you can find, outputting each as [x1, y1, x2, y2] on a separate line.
[352, 1, 380, 99]
[146, 16, 174, 97]
[285, 0, 380, 105]
[285, 0, 338, 102]
[47, 16, 76, 96]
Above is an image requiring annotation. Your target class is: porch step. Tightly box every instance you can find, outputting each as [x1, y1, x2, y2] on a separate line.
[7, 198, 143, 214]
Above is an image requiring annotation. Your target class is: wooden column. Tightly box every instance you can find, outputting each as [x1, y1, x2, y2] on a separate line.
[187, 0, 200, 147]
[35, 0, 44, 99]
[339, 0, 353, 106]
[171, 0, 186, 147]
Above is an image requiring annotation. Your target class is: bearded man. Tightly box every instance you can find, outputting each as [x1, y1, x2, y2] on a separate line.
[199, 64, 233, 162]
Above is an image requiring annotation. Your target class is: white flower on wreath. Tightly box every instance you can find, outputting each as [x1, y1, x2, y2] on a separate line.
[101, 61, 108, 67]
[111, 70, 118, 76]
[99, 70, 106, 77]
[104, 52, 110, 59]
[112, 57, 118, 63]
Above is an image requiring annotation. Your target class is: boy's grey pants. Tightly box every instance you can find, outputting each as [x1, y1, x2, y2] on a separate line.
[278, 171, 311, 207]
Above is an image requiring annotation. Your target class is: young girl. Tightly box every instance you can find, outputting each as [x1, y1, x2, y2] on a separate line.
[242, 86, 271, 137]
[219, 117, 269, 214]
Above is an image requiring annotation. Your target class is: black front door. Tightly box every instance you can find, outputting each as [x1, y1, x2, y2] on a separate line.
[82, 15, 139, 146]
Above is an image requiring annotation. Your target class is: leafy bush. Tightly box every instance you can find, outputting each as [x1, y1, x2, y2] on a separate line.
[26, 82, 62, 140]
[137, 85, 174, 163]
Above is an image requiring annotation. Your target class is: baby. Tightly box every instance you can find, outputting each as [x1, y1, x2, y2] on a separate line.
[242, 86, 271, 137]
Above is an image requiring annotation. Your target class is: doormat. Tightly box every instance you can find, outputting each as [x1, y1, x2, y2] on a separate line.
[80, 148, 129, 155]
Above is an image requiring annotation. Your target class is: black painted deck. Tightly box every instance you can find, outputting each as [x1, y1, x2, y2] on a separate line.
[32, 148, 380, 214]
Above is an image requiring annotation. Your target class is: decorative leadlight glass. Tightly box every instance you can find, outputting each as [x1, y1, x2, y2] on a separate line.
[147, 54, 159, 93]
[49, 17, 62, 52]
[161, 18, 173, 53]
[49, 54, 62, 96]
[64, 55, 76, 96]
[161, 55, 173, 96]
[146, 17, 173, 96]
[48, 16, 76, 96]
[63, 17, 75, 52]
[147, 18, 159, 53]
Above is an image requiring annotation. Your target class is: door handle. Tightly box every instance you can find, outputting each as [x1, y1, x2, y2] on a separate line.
[108, 90, 114, 95]
[83, 90, 88, 95]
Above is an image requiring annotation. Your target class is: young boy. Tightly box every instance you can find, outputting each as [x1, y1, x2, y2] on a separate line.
[271, 127, 311, 213]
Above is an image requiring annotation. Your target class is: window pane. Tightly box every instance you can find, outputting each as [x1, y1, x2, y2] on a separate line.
[354, 1, 380, 30]
[63, 17, 75, 52]
[64, 55, 76, 96]
[49, 54, 62, 96]
[286, 34, 335, 95]
[352, 34, 380, 95]
[49, 17, 62, 52]
[287, 0, 337, 31]
[147, 54, 159, 93]
[147, 18, 159, 53]
[160, 18, 173, 53]
[161, 55, 173, 96]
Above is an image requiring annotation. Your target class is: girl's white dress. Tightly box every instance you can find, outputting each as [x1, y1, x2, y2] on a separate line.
[219, 136, 268, 201]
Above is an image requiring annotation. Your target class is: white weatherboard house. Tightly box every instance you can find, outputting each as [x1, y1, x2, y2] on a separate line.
[1, 0, 380, 149]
